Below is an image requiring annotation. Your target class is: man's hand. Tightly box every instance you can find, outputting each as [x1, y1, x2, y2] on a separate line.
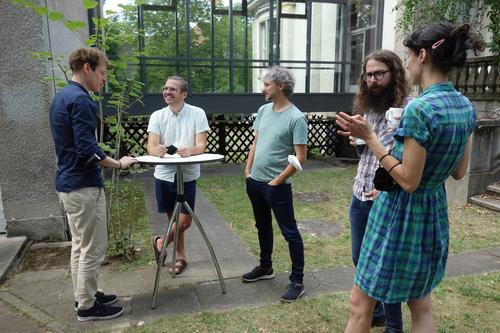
[153, 144, 167, 157]
[268, 179, 281, 186]
[349, 136, 357, 147]
[363, 189, 379, 200]
[177, 147, 192, 157]
[119, 156, 138, 169]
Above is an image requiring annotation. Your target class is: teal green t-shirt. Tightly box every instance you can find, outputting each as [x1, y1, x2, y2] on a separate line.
[250, 103, 308, 183]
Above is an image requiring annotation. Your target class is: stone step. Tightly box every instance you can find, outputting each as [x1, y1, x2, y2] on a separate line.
[469, 194, 500, 213]
[486, 184, 500, 195]
[0, 235, 30, 284]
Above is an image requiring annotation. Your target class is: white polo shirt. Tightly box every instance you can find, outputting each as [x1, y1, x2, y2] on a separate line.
[147, 103, 210, 182]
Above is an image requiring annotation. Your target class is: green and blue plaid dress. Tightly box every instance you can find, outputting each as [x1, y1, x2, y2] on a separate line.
[354, 82, 476, 303]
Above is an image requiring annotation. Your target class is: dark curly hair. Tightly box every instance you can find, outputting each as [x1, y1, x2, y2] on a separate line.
[403, 23, 484, 73]
[352, 49, 409, 115]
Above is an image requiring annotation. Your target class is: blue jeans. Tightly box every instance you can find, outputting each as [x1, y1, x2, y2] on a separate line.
[246, 177, 304, 284]
[349, 195, 403, 331]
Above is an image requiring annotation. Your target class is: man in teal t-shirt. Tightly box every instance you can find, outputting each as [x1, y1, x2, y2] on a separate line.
[242, 66, 308, 302]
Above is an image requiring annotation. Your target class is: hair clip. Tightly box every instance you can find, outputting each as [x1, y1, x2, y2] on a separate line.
[431, 38, 445, 49]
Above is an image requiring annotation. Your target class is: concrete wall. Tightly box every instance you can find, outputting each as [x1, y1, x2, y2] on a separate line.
[381, 0, 397, 51]
[0, 188, 5, 233]
[0, 0, 88, 241]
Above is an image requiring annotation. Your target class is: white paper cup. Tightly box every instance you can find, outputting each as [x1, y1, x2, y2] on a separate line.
[385, 107, 404, 129]
[355, 138, 366, 155]
[288, 155, 302, 171]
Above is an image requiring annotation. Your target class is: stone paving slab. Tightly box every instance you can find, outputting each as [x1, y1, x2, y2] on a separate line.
[2, 247, 499, 332]
[0, 235, 29, 283]
[444, 248, 500, 277]
[0, 300, 45, 333]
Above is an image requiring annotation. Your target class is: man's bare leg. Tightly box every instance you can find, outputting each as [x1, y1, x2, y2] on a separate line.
[155, 213, 192, 259]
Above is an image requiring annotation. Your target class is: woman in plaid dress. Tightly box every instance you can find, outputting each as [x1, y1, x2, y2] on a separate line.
[336, 23, 484, 332]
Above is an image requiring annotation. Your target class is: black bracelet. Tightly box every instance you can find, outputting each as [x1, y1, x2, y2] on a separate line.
[387, 162, 401, 174]
[118, 161, 122, 169]
[379, 153, 391, 163]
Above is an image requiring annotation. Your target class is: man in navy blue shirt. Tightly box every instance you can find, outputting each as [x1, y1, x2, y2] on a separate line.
[50, 48, 136, 322]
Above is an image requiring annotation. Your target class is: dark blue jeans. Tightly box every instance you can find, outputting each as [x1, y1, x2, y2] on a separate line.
[349, 195, 403, 331]
[246, 177, 304, 284]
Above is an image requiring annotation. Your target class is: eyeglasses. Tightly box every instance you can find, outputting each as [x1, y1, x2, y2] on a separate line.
[361, 70, 391, 82]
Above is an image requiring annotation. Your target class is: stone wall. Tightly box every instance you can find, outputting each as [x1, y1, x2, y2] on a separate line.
[0, 0, 88, 240]
[0, 188, 5, 233]
[446, 115, 500, 205]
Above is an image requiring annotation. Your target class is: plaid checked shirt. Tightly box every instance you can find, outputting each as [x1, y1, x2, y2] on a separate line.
[352, 111, 395, 201]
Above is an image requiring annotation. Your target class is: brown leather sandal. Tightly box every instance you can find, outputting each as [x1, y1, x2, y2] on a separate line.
[169, 259, 188, 275]
[152, 236, 167, 266]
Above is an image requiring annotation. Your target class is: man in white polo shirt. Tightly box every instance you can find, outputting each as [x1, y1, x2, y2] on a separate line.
[147, 76, 210, 275]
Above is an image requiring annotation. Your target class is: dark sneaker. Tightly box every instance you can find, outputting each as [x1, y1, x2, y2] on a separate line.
[77, 302, 124, 322]
[383, 328, 404, 333]
[280, 282, 305, 303]
[242, 266, 274, 282]
[75, 292, 118, 311]
[371, 315, 385, 327]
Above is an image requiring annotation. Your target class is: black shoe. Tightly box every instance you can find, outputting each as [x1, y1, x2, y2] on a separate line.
[75, 291, 118, 311]
[280, 282, 305, 303]
[77, 302, 124, 322]
[242, 266, 274, 282]
[371, 315, 385, 327]
[383, 328, 404, 333]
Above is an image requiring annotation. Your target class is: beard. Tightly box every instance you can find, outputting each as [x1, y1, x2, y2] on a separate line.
[365, 82, 395, 113]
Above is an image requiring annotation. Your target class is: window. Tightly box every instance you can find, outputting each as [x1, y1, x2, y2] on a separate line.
[101, 0, 383, 94]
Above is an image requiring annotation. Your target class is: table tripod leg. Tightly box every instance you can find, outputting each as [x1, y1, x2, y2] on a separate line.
[170, 202, 181, 278]
[151, 202, 181, 309]
[183, 202, 227, 294]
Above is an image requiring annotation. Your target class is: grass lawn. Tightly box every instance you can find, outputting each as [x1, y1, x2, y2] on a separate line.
[124, 271, 500, 333]
[198, 165, 500, 272]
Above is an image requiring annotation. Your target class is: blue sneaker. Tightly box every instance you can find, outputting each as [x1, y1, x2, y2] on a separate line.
[280, 282, 305, 302]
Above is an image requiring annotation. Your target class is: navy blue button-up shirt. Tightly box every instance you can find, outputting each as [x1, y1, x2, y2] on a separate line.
[50, 81, 108, 192]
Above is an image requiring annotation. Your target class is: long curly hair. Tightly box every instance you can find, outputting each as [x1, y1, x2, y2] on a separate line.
[352, 50, 409, 115]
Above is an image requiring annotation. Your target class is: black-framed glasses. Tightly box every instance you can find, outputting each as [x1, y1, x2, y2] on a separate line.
[361, 70, 391, 82]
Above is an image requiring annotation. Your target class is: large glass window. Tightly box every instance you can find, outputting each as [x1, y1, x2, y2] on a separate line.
[346, 0, 380, 92]
[102, 0, 383, 94]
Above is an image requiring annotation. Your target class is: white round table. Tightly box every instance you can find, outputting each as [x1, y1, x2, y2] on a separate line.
[136, 153, 226, 308]
[136, 153, 225, 165]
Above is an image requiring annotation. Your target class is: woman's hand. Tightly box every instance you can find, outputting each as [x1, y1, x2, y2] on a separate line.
[335, 112, 374, 141]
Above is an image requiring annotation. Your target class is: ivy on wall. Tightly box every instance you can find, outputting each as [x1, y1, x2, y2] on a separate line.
[394, 0, 499, 54]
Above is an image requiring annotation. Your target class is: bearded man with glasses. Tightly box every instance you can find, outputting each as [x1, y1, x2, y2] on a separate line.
[348, 49, 410, 333]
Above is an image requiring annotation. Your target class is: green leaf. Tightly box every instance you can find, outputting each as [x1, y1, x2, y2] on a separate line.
[34, 6, 48, 16]
[118, 4, 136, 11]
[64, 20, 86, 31]
[82, 0, 98, 10]
[30, 51, 53, 60]
[48, 11, 64, 21]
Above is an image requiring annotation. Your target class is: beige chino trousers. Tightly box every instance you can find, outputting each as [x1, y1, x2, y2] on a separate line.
[58, 187, 107, 310]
